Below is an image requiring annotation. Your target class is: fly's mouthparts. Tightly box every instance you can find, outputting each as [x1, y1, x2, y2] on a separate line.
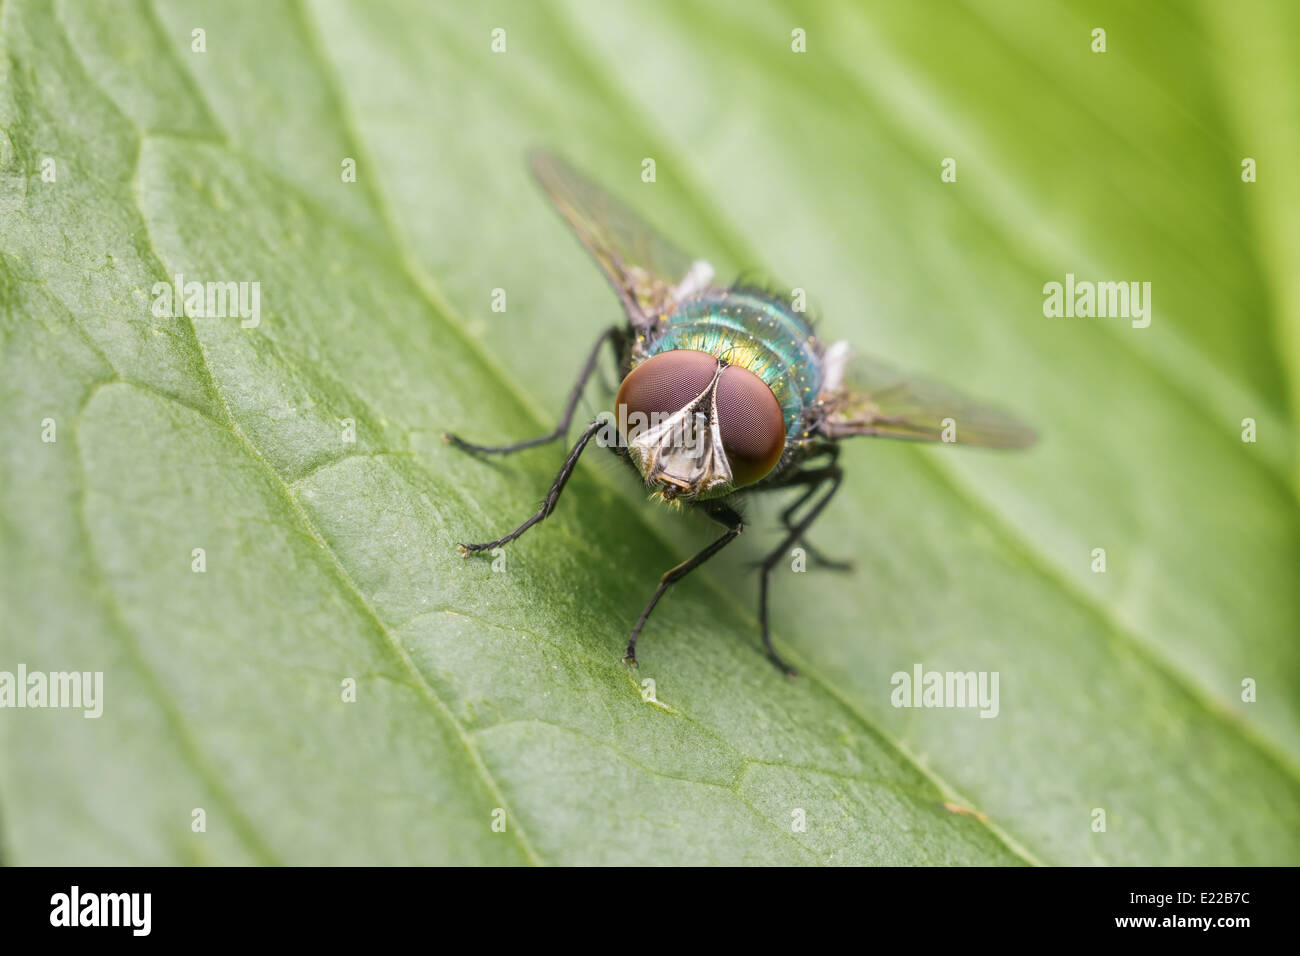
[657, 474, 692, 499]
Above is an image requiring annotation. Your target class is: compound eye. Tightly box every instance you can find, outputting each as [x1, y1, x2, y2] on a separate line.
[716, 365, 786, 487]
[616, 350, 719, 439]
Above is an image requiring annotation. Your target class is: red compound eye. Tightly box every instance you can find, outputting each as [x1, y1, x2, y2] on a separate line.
[616, 349, 785, 487]
[716, 364, 785, 487]
[616, 350, 719, 435]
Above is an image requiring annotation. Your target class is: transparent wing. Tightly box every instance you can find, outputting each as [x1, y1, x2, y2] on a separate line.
[819, 347, 1037, 449]
[529, 149, 712, 327]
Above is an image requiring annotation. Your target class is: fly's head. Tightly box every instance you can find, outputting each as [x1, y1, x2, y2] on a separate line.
[615, 349, 787, 503]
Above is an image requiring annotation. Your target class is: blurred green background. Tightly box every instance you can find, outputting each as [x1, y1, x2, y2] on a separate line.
[0, 0, 1297, 864]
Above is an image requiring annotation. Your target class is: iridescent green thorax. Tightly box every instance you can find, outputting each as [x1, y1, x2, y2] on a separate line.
[643, 289, 823, 440]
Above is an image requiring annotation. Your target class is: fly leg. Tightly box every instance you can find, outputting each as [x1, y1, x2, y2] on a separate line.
[755, 445, 852, 570]
[757, 463, 844, 676]
[444, 326, 622, 454]
[779, 481, 854, 572]
[458, 419, 603, 553]
[624, 501, 744, 667]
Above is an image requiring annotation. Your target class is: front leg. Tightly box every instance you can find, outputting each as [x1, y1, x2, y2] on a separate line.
[623, 501, 744, 667]
[459, 419, 604, 553]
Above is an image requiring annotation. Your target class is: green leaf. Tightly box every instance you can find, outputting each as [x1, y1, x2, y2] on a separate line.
[1, 0, 1296, 865]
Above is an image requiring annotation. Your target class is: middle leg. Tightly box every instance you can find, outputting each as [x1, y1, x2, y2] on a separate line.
[756, 464, 845, 675]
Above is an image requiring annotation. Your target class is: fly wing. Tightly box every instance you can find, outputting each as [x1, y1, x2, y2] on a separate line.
[529, 149, 713, 328]
[818, 344, 1037, 448]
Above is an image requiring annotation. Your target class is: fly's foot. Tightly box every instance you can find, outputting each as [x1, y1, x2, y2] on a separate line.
[802, 539, 854, 572]
[443, 432, 510, 455]
[768, 652, 798, 679]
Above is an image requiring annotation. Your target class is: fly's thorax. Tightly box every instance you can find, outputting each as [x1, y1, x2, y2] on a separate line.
[616, 349, 786, 500]
[644, 289, 824, 444]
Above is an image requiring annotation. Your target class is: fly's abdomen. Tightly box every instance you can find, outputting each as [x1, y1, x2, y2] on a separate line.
[645, 289, 823, 440]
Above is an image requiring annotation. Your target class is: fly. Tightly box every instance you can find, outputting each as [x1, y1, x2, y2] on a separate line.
[446, 150, 1036, 675]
